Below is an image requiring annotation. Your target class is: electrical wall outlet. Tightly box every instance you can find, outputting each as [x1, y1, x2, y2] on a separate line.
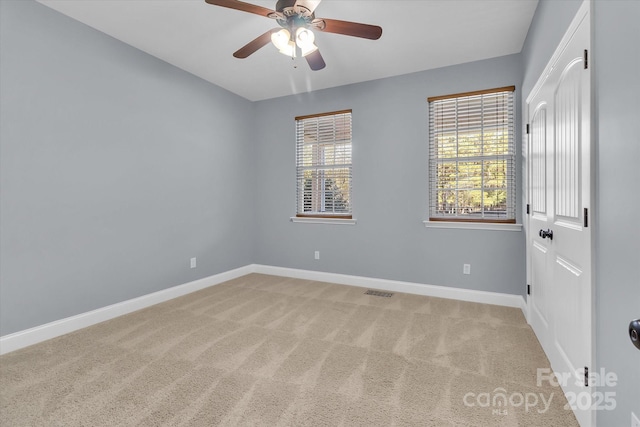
[463, 264, 471, 275]
[190, 257, 197, 269]
[631, 412, 640, 427]
[314, 251, 320, 260]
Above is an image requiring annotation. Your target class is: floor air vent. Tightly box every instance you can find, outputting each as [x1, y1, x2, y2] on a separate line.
[364, 289, 393, 297]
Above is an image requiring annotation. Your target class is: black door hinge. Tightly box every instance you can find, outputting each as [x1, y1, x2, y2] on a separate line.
[584, 208, 589, 227]
[585, 366, 589, 386]
[527, 284, 531, 295]
[526, 124, 530, 134]
[527, 204, 530, 215]
[584, 49, 589, 69]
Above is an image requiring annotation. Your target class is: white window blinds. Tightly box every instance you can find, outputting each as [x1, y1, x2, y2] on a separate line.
[428, 87, 515, 222]
[296, 110, 352, 217]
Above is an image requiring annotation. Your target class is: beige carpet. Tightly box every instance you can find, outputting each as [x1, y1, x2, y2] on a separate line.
[0, 273, 578, 426]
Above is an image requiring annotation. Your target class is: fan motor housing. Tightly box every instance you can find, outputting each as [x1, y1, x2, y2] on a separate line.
[273, 0, 315, 30]
[275, 0, 295, 11]
[276, 0, 315, 18]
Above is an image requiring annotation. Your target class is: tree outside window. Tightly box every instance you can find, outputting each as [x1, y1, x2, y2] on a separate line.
[429, 87, 515, 222]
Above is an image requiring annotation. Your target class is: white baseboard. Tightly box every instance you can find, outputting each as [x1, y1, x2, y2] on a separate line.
[0, 265, 252, 355]
[251, 264, 527, 311]
[1, 264, 526, 355]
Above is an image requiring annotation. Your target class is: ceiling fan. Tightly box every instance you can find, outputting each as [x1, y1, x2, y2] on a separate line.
[204, 0, 383, 71]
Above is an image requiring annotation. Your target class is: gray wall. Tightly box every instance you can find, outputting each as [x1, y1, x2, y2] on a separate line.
[522, 0, 640, 424]
[252, 55, 525, 296]
[0, 0, 255, 336]
[594, 1, 640, 424]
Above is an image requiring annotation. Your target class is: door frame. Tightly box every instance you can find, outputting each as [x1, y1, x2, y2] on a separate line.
[523, 1, 595, 426]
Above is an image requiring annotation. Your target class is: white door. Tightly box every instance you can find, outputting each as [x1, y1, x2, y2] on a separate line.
[526, 3, 593, 426]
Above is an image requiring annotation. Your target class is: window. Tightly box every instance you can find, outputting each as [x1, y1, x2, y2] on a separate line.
[296, 110, 352, 218]
[428, 86, 515, 223]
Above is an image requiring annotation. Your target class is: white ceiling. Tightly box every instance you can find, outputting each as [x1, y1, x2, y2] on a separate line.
[37, 0, 539, 101]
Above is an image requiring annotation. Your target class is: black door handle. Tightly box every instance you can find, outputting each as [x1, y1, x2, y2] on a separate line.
[539, 229, 553, 240]
[630, 319, 640, 350]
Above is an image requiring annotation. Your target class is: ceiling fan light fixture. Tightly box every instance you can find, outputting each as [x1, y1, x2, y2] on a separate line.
[295, 27, 318, 56]
[282, 40, 297, 57]
[271, 28, 296, 57]
[205, 0, 383, 70]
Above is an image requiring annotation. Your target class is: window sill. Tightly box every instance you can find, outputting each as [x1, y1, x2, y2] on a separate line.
[291, 217, 357, 225]
[423, 220, 522, 231]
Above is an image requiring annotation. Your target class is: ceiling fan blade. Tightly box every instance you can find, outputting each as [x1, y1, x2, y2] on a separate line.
[313, 18, 382, 40]
[305, 49, 326, 71]
[233, 29, 277, 58]
[205, 0, 275, 18]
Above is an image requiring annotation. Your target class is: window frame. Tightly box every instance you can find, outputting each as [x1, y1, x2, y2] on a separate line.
[428, 86, 516, 224]
[295, 109, 353, 219]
